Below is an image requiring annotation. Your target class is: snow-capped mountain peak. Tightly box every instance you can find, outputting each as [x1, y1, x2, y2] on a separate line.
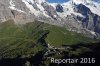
[60, 0, 100, 17]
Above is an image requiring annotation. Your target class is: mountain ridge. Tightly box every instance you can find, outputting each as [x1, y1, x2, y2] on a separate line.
[0, 0, 100, 38]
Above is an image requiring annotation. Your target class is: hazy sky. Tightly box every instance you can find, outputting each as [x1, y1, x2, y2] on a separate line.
[48, 0, 99, 3]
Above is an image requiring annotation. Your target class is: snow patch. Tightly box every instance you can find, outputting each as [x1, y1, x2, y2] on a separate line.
[86, 2, 100, 16]
[71, 0, 92, 4]
[22, 0, 50, 17]
[9, 0, 25, 13]
[48, 3, 58, 9]
[90, 30, 96, 36]
[22, 0, 39, 16]
[36, 0, 46, 4]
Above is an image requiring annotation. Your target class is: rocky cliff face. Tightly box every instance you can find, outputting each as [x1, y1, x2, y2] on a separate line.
[74, 4, 100, 34]
[0, 0, 36, 24]
[0, 0, 100, 38]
